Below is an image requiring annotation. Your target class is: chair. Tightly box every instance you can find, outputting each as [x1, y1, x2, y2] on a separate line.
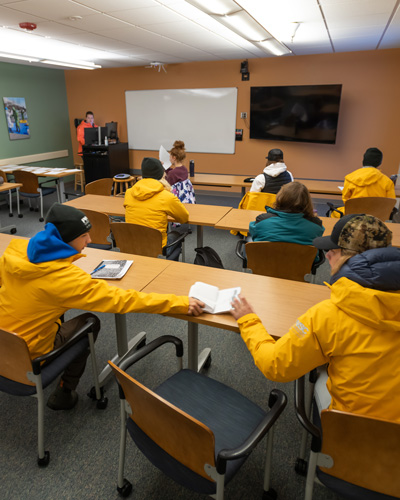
[294, 374, 400, 500]
[109, 335, 287, 499]
[0, 317, 105, 466]
[85, 178, 113, 196]
[112, 174, 135, 196]
[231, 192, 277, 236]
[74, 163, 85, 192]
[236, 241, 323, 283]
[327, 197, 396, 221]
[13, 170, 56, 221]
[110, 222, 188, 261]
[80, 208, 113, 250]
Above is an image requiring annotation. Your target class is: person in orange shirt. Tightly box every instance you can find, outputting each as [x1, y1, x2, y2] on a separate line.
[76, 111, 97, 155]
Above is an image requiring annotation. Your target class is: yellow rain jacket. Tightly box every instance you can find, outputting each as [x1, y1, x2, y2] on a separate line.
[124, 178, 189, 247]
[0, 238, 189, 360]
[238, 276, 400, 422]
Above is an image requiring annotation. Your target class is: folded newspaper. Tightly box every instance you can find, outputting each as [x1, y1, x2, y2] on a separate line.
[90, 260, 133, 280]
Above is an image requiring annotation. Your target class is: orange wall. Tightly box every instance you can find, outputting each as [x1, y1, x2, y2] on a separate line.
[65, 48, 400, 181]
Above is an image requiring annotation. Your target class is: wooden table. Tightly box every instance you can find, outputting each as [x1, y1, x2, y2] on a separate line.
[141, 261, 330, 371]
[64, 194, 233, 247]
[1, 165, 81, 203]
[0, 182, 22, 233]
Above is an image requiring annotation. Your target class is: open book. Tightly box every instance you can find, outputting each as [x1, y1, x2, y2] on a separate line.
[189, 281, 241, 314]
[159, 145, 171, 170]
[90, 260, 133, 280]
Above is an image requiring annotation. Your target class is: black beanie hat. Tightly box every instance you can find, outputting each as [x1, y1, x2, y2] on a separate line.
[363, 147, 383, 168]
[266, 148, 284, 161]
[45, 203, 92, 243]
[141, 157, 164, 180]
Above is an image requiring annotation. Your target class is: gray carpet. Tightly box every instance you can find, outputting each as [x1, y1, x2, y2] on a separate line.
[0, 186, 344, 500]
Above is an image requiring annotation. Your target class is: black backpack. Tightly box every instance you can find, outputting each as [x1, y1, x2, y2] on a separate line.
[194, 246, 224, 269]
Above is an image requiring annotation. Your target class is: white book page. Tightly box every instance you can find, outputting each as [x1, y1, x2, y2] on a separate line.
[189, 282, 219, 314]
[159, 145, 171, 170]
[213, 287, 241, 314]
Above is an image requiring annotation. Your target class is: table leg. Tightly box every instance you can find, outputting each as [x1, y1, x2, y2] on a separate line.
[188, 322, 211, 372]
[197, 225, 203, 248]
[58, 178, 66, 203]
[241, 186, 246, 197]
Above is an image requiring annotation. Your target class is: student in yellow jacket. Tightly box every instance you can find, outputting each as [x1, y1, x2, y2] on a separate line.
[0, 203, 203, 410]
[331, 147, 395, 217]
[124, 157, 189, 260]
[231, 214, 400, 422]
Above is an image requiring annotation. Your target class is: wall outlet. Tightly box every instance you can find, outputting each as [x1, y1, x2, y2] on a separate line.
[240, 112, 247, 119]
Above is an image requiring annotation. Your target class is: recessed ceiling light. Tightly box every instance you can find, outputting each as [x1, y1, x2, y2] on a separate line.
[69, 15, 82, 21]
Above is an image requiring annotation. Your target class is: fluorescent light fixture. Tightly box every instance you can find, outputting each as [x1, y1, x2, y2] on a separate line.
[219, 10, 268, 41]
[256, 39, 292, 56]
[41, 60, 102, 70]
[185, 0, 238, 16]
[0, 52, 40, 62]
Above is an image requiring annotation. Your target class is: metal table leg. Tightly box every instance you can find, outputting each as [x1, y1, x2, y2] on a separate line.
[197, 225, 203, 248]
[188, 322, 211, 372]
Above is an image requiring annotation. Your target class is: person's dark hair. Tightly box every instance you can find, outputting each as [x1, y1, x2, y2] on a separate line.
[363, 147, 382, 167]
[274, 181, 314, 219]
[170, 140, 186, 162]
[86, 111, 94, 117]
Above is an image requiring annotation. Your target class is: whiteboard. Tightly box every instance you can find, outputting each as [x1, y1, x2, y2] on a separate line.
[125, 88, 237, 154]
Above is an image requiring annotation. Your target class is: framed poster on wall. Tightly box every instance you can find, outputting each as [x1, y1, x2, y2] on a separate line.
[3, 97, 30, 140]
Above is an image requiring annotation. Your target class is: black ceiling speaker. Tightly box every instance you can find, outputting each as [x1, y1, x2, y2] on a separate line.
[240, 60, 249, 81]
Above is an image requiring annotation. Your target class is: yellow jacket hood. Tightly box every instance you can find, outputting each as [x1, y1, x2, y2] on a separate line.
[129, 178, 165, 201]
[345, 167, 383, 187]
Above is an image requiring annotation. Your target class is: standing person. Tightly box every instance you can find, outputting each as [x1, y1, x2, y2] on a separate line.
[124, 157, 189, 260]
[77, 111, 97, 156]
[250, 148, 293, 194]
[165, 140, 189, 186]
[0, 203, 204, 410]
[330, 147, 396, 217]
[231, 214, 400, 421]
[249, 181, 324, 246]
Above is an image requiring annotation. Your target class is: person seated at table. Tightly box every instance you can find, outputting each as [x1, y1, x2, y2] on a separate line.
[231, 214, 400, 422]
[124, 157, 190, 260]
[250, 148, 293, 194]
[249, 182, 324, 249]
[330, 147, 395, 218]
[0, 203, 204, 411]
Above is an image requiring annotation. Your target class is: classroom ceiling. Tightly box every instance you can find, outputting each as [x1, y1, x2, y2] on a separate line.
[0, 0, 399, 70]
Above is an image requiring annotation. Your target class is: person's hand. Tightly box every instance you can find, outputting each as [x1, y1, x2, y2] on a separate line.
[188, 298, 205, 316]
[230, 295, 255, 320]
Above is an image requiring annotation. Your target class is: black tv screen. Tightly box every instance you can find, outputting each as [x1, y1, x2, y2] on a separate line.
[250, 84, 342, 144]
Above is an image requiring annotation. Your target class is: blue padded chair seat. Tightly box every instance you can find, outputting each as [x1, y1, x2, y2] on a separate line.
[127, 369, 267, 495]
[20, 187, 56, 198]
[0, 337, 89, 396]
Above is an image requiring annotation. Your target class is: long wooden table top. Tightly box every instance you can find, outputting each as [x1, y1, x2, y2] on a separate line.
[215, 209, 400, 247]
[0, 182, 22, 192]
[1, 165, 80, 178]
[64, 194, 233, 227]
[141, 261, 330, 339]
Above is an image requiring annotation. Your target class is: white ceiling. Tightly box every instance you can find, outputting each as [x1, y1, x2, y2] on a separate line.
[0, 0, 399, 69]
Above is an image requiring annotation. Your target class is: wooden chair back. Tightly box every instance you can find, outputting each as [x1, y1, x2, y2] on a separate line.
[344, 197, 395, 221]
[110, 222, 162, 257]
[0, 328, 35, 386]
[0, 170, 7, 182]
[13, 171, 39, 194]
[245, 241, 317, 281]
[80, 209, 111, 246]
[319, 409, 400, 497]
[85, 178, 113, 196]
[238, 192, 276, 211]
[110, 362, 216, 480]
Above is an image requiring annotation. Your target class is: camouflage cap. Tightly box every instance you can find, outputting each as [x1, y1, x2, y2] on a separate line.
[313, 213, 392, 252]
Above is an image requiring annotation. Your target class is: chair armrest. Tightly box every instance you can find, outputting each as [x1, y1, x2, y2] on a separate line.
[118, 336, 183, 372]
[311, 249, 326, 275]
[294, 375, 321, 445]
[31, 317, 96, 375]
[162, 230, 190, 256]
[216, 389, 287, 474]
[326, 202, 343, 218]
[64, 191, 85, 200]
[235, 239, 247, 261]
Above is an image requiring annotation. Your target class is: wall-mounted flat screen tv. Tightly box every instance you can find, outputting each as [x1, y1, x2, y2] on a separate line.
[250, 84, 342, 144]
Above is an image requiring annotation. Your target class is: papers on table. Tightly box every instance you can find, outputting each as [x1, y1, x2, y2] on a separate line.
[159, 145, 171, 170]
[90, 260, 133, 280]
[189, 281, 241, 314]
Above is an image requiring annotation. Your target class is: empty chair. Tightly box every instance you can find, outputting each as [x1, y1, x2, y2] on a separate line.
[85, 178, 113, 196]
[327, 196, 396, 220]
[110, 335, 287, 499]
[80, 208, 112, 250]
[14, 170, 56, 221]
[0, 317, 103, 466]
[294, 374, 400, 500]
[110, 222, 188, 261]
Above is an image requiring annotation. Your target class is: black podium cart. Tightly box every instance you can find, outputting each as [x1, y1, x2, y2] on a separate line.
[82, 143, 129, 184]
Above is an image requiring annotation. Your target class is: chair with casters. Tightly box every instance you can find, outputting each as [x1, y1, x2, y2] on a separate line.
[13, 170, 56, 221]
[110, 222, 189, 261]
[0, 169, 21, 220]
[109, 335, 288, 499]
[236, 240, 324, 283]
[85, 177, 113, 196]
[327, 197, 396, 221]
[80, 208, 113, 250]
[0, 317, 106, 467]
[294, 374, 400, 500]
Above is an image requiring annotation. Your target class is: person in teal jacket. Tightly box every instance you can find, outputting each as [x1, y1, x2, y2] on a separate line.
[249, 181, 324, 244]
